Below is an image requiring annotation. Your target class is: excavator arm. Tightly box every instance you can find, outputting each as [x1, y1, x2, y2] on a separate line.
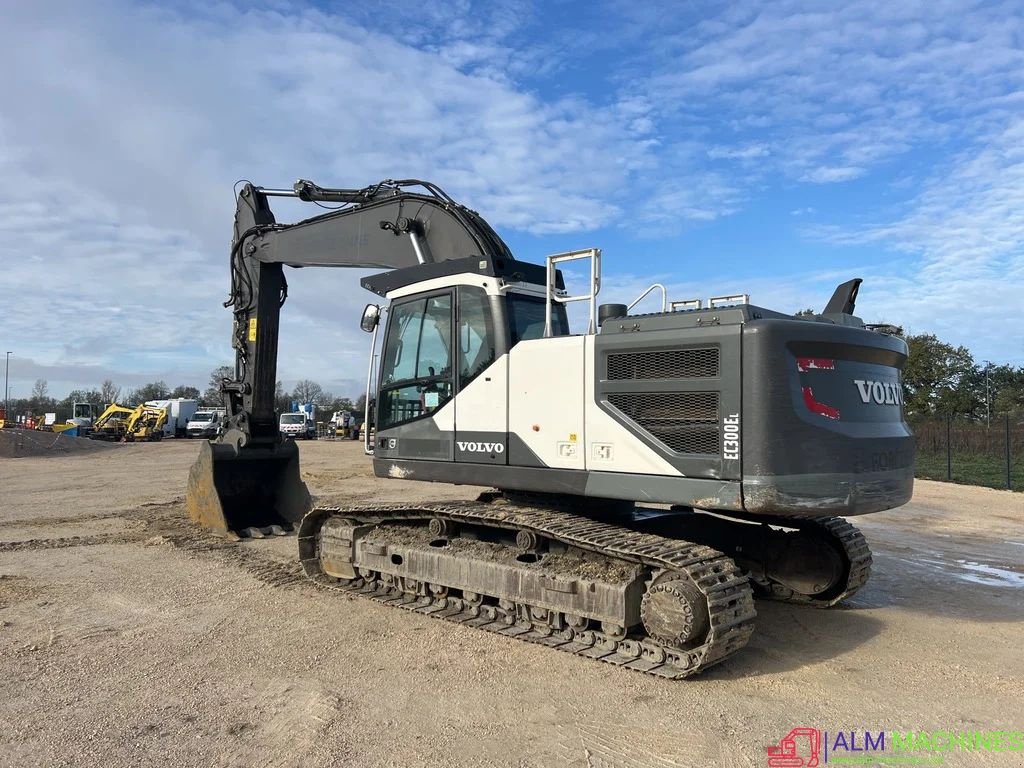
[188, 178, 514, 536]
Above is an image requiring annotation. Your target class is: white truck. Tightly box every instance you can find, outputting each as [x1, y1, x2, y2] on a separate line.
[279, 402, 317, 440]
[144, 398, 199, 438]
[186, 408, 226, 439]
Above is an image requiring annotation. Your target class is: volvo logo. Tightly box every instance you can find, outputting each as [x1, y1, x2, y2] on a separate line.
[457, 441, 505, 454]
[853, 379, 903, 406]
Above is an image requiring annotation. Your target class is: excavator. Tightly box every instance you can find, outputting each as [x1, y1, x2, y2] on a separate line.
[123, 403, 168, 442]
[186, 178, 914, 678]
[89, 404, 136, 441]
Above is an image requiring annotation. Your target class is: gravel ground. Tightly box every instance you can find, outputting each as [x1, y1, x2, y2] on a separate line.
[1, 439, 1021, 767]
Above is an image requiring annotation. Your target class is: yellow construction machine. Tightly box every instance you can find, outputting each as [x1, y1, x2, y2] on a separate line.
[124, 404, 169, 442]
[88, 404, 135, 441]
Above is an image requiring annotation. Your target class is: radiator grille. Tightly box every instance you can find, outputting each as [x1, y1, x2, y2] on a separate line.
[607, 392, 720, 454]
[607, 348, 719, 380]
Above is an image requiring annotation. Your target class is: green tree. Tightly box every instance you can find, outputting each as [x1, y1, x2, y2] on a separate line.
[127, 381, 170, 404]
[204, 366, 233, 405]
[903, 334, 978, 417]
[986, 364, 1024, 417]
[170, 385, 201, 400]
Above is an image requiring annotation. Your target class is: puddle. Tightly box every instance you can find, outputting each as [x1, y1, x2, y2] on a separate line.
[954, 560, 1024, 588]
[888, 552, 1024, 589]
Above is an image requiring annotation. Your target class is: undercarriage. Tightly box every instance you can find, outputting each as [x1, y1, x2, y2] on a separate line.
[295, 493, 871, 678]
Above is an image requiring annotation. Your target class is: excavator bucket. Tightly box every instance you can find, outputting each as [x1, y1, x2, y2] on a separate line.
[186, 440, 312, 537]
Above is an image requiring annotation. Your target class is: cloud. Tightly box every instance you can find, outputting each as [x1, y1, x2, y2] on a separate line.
[626, 0, 1024, 182]
[707, 144, 770, 160]
[4, 0, 1024, 401]
[0, 0, 693, 396]
[806, 118, 1024, 362]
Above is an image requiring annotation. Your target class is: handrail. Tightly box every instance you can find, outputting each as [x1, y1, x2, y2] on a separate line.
[544, 248, 601, 336]
[363, 310, 383, 455]
[671, 298, 703, 311]
[708, 293, 750, 308]
[627, 283, 668, 313]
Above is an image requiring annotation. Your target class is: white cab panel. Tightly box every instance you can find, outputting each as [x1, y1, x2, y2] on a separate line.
[508, 336, 586, 470]
[454, 355, 508, 433]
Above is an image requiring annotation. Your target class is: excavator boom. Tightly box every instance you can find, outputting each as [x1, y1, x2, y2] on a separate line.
[187, 179, 514, 535]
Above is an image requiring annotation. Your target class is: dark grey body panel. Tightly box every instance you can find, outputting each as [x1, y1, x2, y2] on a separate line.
[453, 430, 507, 464]
[739, 318, 914, 514]
[362, 256, 562, 297]
[743, 468, 914, 516]
[376, 410, 452, 461]
[594, 323, 742, 480]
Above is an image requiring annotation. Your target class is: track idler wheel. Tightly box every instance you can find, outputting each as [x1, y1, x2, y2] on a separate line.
[641, 578, 710, 649]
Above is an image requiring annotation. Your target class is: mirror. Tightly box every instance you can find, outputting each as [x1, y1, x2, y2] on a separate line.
[360, 303, 381, 333]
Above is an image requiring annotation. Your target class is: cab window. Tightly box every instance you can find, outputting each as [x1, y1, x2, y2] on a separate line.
[508, 294, 569, 345]
[458, 286, 496, 387]
[378, 293, 453, 429]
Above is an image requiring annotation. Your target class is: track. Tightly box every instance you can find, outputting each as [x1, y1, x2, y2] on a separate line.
[299, 500, 757, 679]
[747, 516, 873, 607]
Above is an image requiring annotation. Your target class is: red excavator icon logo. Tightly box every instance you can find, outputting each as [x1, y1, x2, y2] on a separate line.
[767, 728, 822, 767]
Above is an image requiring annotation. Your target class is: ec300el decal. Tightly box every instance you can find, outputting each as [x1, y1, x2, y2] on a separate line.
[723, 414, 740, 461]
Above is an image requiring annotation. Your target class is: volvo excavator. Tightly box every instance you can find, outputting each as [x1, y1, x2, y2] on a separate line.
[186, 178, 914, 678]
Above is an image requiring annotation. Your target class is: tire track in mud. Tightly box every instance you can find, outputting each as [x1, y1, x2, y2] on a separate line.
[1, 498, 309, 592]
[554, 719, 738, 768]
[130, 501, 309, 589]
[0, 531, 146, 553]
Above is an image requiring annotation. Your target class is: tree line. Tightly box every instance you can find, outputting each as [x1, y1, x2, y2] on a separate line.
[903, 334, 1023, 420]
[5, 367, 365, 423]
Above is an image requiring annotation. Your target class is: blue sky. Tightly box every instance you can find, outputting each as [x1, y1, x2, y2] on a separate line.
[2, 0, 1023, 399]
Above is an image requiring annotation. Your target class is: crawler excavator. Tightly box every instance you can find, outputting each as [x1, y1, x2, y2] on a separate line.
[186, 178, 915, 678]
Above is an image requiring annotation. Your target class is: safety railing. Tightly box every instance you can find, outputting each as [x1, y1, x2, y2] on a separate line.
[627, 283, 668, 313]
[544, 248, 601, 336]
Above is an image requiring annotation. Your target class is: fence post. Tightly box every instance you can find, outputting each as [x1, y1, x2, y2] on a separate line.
[946, 414, 952, 481]
[1007, 415, 1012, 491]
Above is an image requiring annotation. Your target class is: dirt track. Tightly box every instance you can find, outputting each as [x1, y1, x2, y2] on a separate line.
[1, 438, 1021, 767]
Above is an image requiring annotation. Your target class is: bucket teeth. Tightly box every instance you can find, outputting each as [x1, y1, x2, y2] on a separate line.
[242, 527, 267, 539]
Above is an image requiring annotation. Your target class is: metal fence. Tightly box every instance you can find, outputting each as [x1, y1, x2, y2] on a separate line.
[911, 415, 1022, 491]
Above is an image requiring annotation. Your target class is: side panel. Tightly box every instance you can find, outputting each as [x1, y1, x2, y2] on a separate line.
[593, 324, 742, 480]
[583, 336, 684, 477]
[454, 356, 508, 464]
[741, 319, 915, 516]
[508, 336, 586, 470]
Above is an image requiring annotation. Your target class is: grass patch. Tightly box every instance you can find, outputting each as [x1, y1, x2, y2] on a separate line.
[915, 451, 1022, 492]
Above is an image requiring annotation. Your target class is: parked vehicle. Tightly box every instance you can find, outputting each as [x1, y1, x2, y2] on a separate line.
[186, 410, 225, 439]
[280, 403, 316, 440]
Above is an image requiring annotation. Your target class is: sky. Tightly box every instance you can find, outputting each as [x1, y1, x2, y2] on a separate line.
[2, 0, 1023, 400]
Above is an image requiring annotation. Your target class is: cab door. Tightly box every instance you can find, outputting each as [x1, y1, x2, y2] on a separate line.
[453, 286, 508, 464]
[374, 290, 456, 461]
